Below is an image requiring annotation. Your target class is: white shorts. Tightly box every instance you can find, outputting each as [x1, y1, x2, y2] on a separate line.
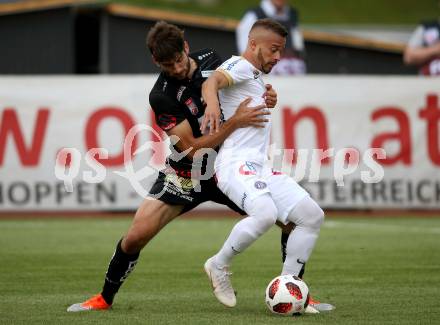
[215, 160, 309, 224]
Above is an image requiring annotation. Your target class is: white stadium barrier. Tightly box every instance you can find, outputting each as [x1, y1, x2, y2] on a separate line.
[0, 76, 439, 211]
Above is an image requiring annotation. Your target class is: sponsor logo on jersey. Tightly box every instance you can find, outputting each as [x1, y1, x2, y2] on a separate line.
[157, 114, 177, 130]
[238, 161, 257, 175]
[165, 174, 198, 192]
[176, 86, 186, 101]
[223, 58, 241, 71]
[201, 70, 214, 78]
[254, 181, 267, 189]
[185, 98, 199, 115]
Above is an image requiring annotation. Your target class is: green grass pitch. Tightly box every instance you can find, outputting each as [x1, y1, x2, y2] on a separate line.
[1, 215, 439, 324]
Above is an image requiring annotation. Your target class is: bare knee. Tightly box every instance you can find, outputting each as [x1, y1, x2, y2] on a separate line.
[123, 231, 149, 254]
[122, 199, 182, 254]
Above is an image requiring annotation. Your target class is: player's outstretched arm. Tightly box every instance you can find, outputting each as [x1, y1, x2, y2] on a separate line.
[404, 41, 440, 66]
[167, 98, 269, 160]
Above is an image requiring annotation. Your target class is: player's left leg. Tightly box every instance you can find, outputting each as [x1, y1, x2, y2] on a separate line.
[266, 169, 335, 312]
[281, 196, 324, 275]
[67, 198, 183, 312]
[205, 161, 278, 307]
[282, 196, 334, 312]
[277, 222, 306, 277]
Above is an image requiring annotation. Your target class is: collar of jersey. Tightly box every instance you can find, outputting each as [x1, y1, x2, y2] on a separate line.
[237, 55, 264, 76]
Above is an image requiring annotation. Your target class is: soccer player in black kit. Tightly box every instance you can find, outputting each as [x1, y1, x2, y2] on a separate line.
[67, 20, 333, 313]
[67, 21, 273, 312]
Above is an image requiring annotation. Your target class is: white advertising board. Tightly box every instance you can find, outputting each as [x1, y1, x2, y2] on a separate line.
[0, 76, 439, 211]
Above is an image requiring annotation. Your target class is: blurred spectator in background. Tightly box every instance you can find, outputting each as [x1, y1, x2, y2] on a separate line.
[404, 18, 440, 76]
[236, 0, 306, 75]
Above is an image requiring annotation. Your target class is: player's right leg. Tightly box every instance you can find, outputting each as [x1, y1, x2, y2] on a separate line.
[204, 193, 278, 307]
[67, 198, 183, 312]
[205, 161, 278, 307]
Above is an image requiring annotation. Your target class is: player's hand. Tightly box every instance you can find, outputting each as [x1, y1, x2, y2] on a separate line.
[233, 97, 270, 128]
[263, 84, 277, 108]
[200, 104, 221, 135]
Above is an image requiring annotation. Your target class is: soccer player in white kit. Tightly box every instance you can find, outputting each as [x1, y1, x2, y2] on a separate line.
[201, 18, 327, 310]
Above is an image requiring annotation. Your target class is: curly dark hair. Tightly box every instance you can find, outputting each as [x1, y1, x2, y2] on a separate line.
[146, 21, 185, 62]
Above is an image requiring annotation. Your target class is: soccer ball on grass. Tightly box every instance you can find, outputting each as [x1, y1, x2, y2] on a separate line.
[265, 275, 309, 316]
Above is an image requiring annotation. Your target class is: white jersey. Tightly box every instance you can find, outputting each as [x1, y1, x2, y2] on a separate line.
[215, 56, 271, 167]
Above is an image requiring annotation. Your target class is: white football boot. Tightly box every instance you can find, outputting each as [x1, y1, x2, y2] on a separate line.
[204, 256, 236, 307]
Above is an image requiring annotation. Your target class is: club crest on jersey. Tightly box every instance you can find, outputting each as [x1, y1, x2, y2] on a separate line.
[253, 69, 260, 79]
[254, 181, 267, 189]
[157, 114, 177, 130]
[185, 98, 199, 115]
[176, 86, 186, 101]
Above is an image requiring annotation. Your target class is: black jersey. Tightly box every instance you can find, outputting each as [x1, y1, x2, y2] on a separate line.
[149, 49, 222, 174]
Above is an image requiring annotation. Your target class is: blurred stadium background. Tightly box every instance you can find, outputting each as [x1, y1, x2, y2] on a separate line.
[0, 0, 439, 324]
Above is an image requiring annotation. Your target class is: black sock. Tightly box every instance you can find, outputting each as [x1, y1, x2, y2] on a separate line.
[298, 264, 305, 279]
[281, 231, 306, 278]
[281, 232, 289, 263]
[101, 238, 139, 305]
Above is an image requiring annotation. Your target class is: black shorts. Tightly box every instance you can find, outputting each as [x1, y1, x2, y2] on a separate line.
[149, 171, 245, 215]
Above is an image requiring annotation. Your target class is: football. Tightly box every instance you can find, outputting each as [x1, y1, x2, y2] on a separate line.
[265, 275, 309, 316]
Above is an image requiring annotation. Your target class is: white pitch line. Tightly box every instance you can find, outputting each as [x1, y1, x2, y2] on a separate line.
[323, 220, 440, 234]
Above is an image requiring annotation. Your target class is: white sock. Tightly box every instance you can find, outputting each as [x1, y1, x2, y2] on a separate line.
[281, 196, 324, 275]
[214, 194, 277, 268]
[281, 226, 319, 275]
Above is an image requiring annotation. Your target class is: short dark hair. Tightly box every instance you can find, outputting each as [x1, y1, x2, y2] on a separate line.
[250, 18, 288, 38]
[146, 21, 185, 62]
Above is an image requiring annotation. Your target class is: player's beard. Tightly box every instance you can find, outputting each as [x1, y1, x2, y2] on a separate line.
[176, 55, 191, 80]
[167, 54, 191, 80]
[257, 49, 277, 74]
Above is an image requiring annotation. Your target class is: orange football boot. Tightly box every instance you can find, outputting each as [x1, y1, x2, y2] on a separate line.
[306, 295, 335, 313]
[67, 294, 111, 312]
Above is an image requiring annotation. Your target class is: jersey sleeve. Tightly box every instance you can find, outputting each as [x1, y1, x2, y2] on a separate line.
[216, 57, 254, 86]
[149, 92, 185, 131]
